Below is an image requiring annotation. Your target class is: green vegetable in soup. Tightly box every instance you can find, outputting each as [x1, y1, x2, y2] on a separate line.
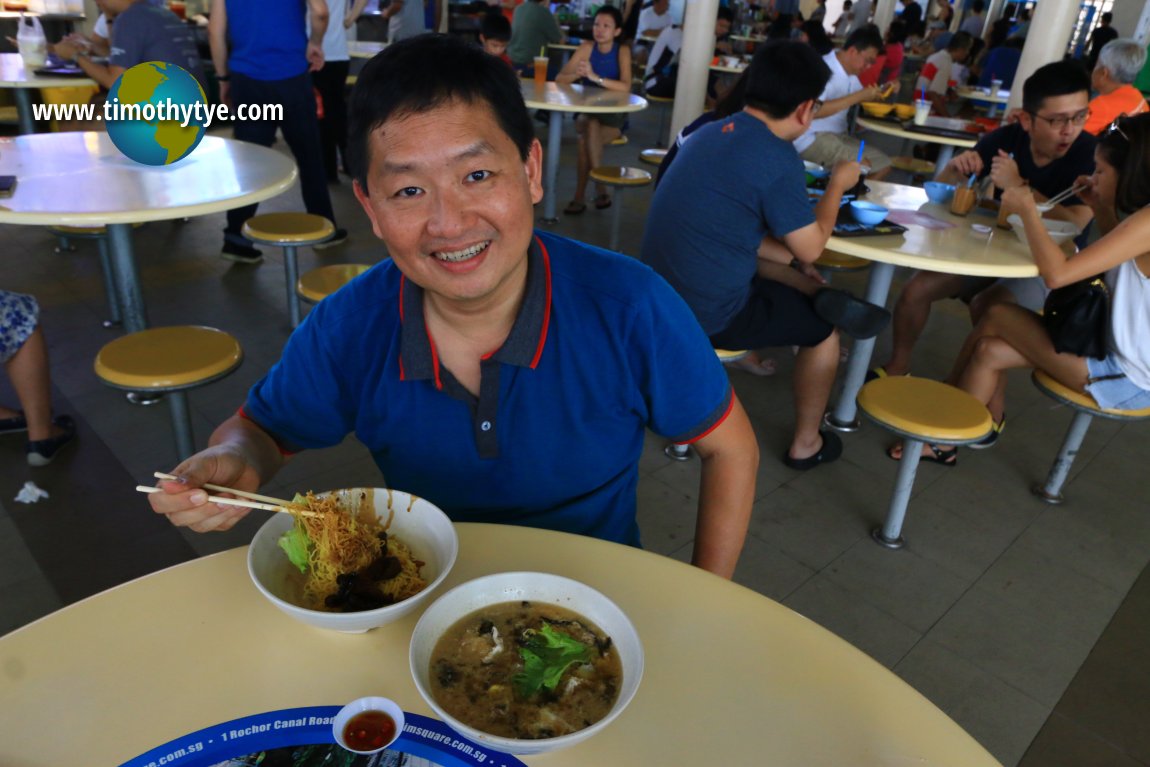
[513, 622, 593, 699]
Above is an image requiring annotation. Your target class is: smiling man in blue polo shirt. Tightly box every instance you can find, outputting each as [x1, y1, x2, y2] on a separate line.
[147, 35, 758, 578]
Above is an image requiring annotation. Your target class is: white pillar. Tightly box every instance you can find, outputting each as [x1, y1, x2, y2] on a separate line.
[670, 0, 720, 141]
[874, 0, 897, 34]
[1134, 0, 1150, 44]
[983, 0, 1005, 39]
[1006, 0, 1079, 112]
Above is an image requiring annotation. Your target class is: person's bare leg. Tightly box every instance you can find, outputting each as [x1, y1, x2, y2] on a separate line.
[4, 327, 58, 441]
[967, 284, 1021, 415]
[572, 118, 591, 203]
[882, 271, 967, 376]
[586, 121, 620, 201]
[788, 330, 840, 460]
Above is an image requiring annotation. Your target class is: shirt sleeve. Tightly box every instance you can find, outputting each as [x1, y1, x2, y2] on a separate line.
[109, 11, 144, 69]
[632, 272, 734, 443]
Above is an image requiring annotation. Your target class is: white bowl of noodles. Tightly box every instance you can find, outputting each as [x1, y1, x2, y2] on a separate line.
[247, 488, 458, 633]
[409, 572, 643, 755]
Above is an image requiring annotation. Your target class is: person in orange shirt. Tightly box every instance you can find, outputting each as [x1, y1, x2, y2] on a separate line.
[1084, 38, 1148, 135]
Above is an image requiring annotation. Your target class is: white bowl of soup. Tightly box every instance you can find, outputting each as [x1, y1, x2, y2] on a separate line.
[409, 572, 643, 755]
[1006, 214, 1081, 247]
[247, 488, 458, 633]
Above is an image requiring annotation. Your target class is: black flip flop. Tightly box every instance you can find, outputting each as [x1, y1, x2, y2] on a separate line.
[783, 430, 843, 470]
[887, 442, 957, 466]
[813, 288, 891, 340]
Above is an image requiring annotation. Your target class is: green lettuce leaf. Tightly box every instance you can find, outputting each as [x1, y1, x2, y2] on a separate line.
[513, 623, 593, 699]
[277, 524, 311, 574]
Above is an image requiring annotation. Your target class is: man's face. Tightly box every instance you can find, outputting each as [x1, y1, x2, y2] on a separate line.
[481, 37, 508, 57]
[653, 0, 669, 14]
[1091, 65, 1106, 91]
[1019, 91, 1090, 159]
[842, 45, 879, 75]
[715, 18, 731, 37]
[353, 100, 544, 307]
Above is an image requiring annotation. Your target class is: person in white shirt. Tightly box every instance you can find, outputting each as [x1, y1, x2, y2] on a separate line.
[795, 26, 893, 178]
[846, 0, 872, 36]
[915, 31, 973, 114]
[633, 0, 673, 63]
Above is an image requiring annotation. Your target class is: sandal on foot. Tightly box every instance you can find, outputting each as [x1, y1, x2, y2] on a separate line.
[593, 194, 613, 210]
[0, 411, 27, 435]
[783, 431, 843, 470]
[564, 200, 587, 215]
[887, 442, 957, 466]
[968, 414, 1004, 450]
[26, 415, 77, 467]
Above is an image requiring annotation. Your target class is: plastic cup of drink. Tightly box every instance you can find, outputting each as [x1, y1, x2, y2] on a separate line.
[533, 56, 548, 88]
[950, 186, 977, 216]
[990, 79, 1003, 96]
[913, 99, 931, 126]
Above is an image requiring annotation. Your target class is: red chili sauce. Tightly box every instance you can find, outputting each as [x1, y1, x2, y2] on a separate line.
[343, 710, 396, 751]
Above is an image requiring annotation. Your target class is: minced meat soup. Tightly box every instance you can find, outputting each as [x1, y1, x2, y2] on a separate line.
[429, 601, 622, 739]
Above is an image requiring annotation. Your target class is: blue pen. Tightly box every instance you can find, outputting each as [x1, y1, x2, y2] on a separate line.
[857, 140, 865, 163]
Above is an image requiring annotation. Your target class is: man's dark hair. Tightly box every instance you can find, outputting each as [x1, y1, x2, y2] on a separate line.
[1101, 11, 1113, 24]
[595, 4, 623, 28]
[1099, 113, 1150, 214]
[717, 7, 734, 24]
[971, 0, 984, 12]
[744, 40, 831, 119]
[1021, 59, 1091, 113]
[844, 25, 883, 53]
[347, 34, 534, 191]
[886, 18, 909, 45]
[947, 30, 974, 52]
[481, 12, 511, 42]
[802, 19, 834, 54]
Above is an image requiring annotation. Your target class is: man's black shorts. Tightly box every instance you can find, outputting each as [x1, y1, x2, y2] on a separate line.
[709, 276, 835, 350]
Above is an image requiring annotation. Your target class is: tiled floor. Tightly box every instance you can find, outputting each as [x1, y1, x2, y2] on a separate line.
[2, 105, 1148, 766]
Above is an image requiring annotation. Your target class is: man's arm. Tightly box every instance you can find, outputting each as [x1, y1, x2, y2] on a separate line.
[307, 0, 328, 71]
[781, 161, 861, 263]
[689, 394, 758, 578]
[54, 38, 122, 89]
[208, 0, 230, 104]
[346, 0, 369, 28]
[818, 83, 882, 118]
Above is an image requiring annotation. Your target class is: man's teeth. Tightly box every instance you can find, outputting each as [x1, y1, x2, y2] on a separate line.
[435, 242, 489, 262]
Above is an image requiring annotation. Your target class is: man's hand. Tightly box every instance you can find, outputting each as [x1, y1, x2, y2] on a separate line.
[306, 41, 324, 71]
[794, 260, 828, 286]
[947, 149, 984, 178]
[146, 445, 264, 533]
[1000, 184, 1036, 217]
[988, 149, 1024, 191]
[53, 39, 79, 61]
[828, 159, 862, 193]
[857, 84, 883, 103]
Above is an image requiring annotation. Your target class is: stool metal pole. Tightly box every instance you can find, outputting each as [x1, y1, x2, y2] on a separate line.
[285, 245, 301, 327]
[106, 222, 149, 332]
[828, 262, 896, 431]
[609, 189, 625, 251]
[872, 436, 921, 549]
[96, 237, 123, 328]
[167, 390, 195, 461]
[1032, 411, 1094, 504]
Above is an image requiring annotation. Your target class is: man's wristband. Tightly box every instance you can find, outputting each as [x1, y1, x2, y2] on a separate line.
[216, 74, 230, 81]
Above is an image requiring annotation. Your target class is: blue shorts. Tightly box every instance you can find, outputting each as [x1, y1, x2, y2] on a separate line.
[0, 291, 38, 364]
[1085, 354, 1150, 411]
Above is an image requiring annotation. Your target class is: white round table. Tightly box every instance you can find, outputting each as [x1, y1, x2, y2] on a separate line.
[519, 81, 647, 222]
[956, 86, 1011, 118]
[0, 132, 298, 332]
[0, 52, 97, 134]
[856, 115, 978, 179]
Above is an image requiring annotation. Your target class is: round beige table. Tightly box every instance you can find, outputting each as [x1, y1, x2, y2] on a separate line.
[825, 180, 1039, 430]
[956, 86, 1011, 118]
[0, 132, 297, 332]
[348, 40, 387, 59]
[856, 115, 976, 179]
[519, 81, 647, 222]
[548, 41, 580, 68]
[709, 61, 747, 75]
[0, 52, 97, 133]
[0, 523, 1002, 766]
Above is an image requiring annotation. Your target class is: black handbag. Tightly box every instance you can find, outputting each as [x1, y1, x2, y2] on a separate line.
[1042, 276, 1110, 360]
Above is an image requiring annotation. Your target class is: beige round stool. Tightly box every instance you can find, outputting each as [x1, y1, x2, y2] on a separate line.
[609, 134, 629, 147]
[858, 376, 992, 548]
[241, 213, 335, 327]
[665, 348, 748, 462]
[639, 148, 667, 166]
[646, 94, 674, 147]
[1031, 370, 1150, 504]
[815, 250, 871, 283]
[94, 326, 243, 461]
[890, 156, 936, 182]
[588, 166, 653, 252]
[297, 263, 371, 305]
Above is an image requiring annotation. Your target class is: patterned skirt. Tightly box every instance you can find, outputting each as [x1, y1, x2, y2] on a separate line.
[0, 291, 40, 364]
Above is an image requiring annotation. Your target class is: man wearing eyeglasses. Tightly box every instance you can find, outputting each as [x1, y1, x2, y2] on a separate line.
[872, 60, 1097, 383]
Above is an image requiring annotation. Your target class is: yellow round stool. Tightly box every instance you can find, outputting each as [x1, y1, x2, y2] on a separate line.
[639, 148, 667, 166]
[665, 348, 749, 462]
[815, 250, 871, 283]
[241, 213, 335, 327]
[646, 94, 674, 147]
[858, 376, 992, 548]
[890, 156, 936, 181]
[609, 134, 629, 147]
[588, 166, 653, 252]
[1031, 370, 1150, 504]
[94, 326, 243, 461]
[297, 263, 371, 305]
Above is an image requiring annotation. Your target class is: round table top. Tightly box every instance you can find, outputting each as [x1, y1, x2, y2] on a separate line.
[0, 132, 298, 226]
[0, 523, 1001, 766]
[548, 42, 581, 50]
[709, 62, 747, 74]
[520, 81, 647, 114]
[0, 52, 97, 88]
[731, 33, 766, 42]
[348, 40, 387, 59]
[827, 180, 1041, 277]
[857, 115, 979, 149]
[956, 86, 1010, 104]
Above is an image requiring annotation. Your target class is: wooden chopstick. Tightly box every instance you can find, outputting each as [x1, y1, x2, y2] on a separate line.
[153, 471, 298, 509]
[135, 485, 321, 517]
[1045, 183, 1087, 208]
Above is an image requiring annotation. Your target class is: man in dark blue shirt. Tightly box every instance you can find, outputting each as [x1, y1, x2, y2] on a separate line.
[147, 36, 758, 578]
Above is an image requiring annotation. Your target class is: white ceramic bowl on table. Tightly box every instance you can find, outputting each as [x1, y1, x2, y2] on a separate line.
[1006, 214, 1081, 247]
[409, 571, 644, 755]
[247, 488, 458, 633]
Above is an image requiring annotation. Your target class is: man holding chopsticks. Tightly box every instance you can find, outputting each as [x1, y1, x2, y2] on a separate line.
[873, 60, 1098, 385]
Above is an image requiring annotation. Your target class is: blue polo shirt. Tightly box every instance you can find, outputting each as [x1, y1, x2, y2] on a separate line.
[641, 110, 814, 336]
[243, 232, 734, 547]
[225, 0, 309, 80]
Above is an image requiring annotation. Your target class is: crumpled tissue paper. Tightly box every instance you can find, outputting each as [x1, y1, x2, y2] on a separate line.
[15, 481, 49, 503]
